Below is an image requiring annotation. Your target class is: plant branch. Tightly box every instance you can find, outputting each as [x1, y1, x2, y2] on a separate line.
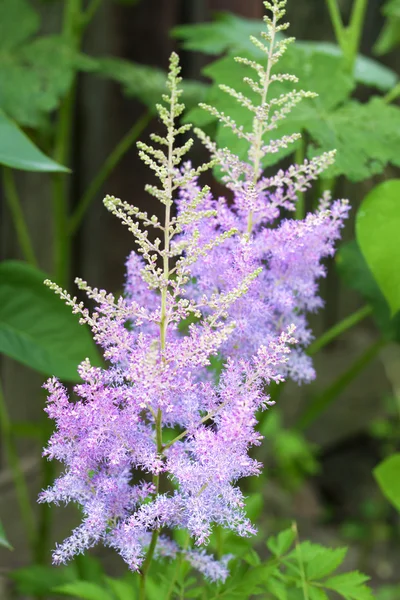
[293, 522, 309, 600]
[3, 168, 38, 267]
[348, 0, 368, 61]
[307, 305, 372, 356]
[296, 338, 386, 431]
[69, 112, 152, 235]
[325, 0, 345, 48]
[82, 0, 102, 26]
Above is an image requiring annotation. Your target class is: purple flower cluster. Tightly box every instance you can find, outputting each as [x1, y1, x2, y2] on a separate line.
[40, 0, 348, 583]
[177, 172, 348, 383]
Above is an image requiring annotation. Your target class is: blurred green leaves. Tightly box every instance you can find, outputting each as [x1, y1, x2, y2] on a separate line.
[374, 0, 400, 55]
[0, 261, 101, 380]
[178, 12, 400, 183]
[87, 57, 208, 112]
[356, 180, 400, 315]
[173, 12, 267, 55]
[336, 241, 400, 343]
[374, 453, 400, 511]
[0, 0, 80, 127]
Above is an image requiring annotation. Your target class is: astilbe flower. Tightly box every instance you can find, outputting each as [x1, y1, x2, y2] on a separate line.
[178, 0, 349, 383]
[40, 51, 296, 580]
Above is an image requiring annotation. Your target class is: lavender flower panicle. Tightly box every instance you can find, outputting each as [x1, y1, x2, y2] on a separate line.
[190, 0, 349, 383]
[40, 0, 348, 584]
[41, 50, 295, 577]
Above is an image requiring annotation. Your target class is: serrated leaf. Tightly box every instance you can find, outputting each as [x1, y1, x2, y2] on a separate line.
[356, 180, 400, 315]
[0, 519, 13, 550]
[0, 261, 101, 380]
[265, 577, 288, 600]
[324, 572, 373, 600]
[0, 0, 80, 128]
[306, 547, 347, 580]
[336, 240, 400, 342]
[0, 110, 68, 171]
[54, 581, 114, 600]
[374, 453, 400, 511]
[267, 528, 296, 556]
[304, 98, 400, 181]
[172, 12, 267, 55]
[87, 57, 207, 112]
[308, 588, 329, 600]
[10, 564, 78, 596]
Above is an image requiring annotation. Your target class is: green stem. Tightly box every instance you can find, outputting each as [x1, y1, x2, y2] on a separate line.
[307, 305, 372, 356]
[165, 534, 191, 600]
[82, 0, 102, 25]
[0, 380, 36, 556]
[325, 0, 345, 48]
[296, 338, 385, 431]
[384, 81, 400, 104]
[69, 112, 152, 235]
[139, 408, 162, 600]
[293, 522, 309, 600]
[52, 0, 82, 285]
[347, 0, 368, 68]
[295, 138, 306, 220]
[139, 529, 159, 600]
[3, 168, 38, 267]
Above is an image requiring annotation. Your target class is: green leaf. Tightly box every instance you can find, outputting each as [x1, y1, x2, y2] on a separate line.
[0, 0, 39, 51]
[267, 528, 296, 556]
[296, 41, 397, 91]
[324, 571, 373, 600]
[105, 577, 136, 600]
[0, 519, 13, 550]
[304, 98, 400, 181]
[0, 261, 101, 380]
[308, 588, 329, 600]
[0, 0, 80, 127]
[173, 12, 397, 91]
[356, 180, 400, 315]
[374, 453, 400, 511]
[10, 564, 78, 596]
[0, 109, 68, 172]
[265, 577, 288, 600]
[86, 57, 208, 112]
[336, 240, 400, 342]
[75, 554, 105, 583]
[172, 12, 267, 55]
[305, 547, 347, 580]
[186, 45, 354, 169]
[54, 581, 114, 600]
[374, 0, 400, 55]
[377, 584, 400, 600]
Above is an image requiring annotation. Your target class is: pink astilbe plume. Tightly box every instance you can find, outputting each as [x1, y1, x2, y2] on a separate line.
[40, 51, 295, 578]
[39, 0, 348, 584]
